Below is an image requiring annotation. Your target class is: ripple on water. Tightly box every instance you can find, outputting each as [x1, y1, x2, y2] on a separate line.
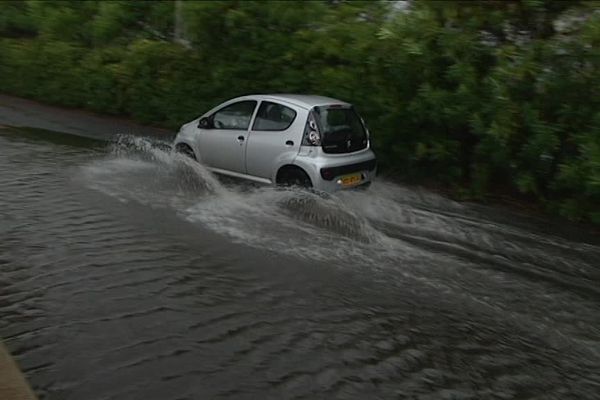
[0, 132, 599, 400]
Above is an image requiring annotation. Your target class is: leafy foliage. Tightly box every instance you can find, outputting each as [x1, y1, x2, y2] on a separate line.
[0, 0, 598, 222]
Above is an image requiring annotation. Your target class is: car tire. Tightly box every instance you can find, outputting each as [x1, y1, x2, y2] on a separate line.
[175, 143, 196, 160]
[277, 167, 312, 188]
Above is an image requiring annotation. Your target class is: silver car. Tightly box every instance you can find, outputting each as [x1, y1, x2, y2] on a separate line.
[174, 94, 376, 191]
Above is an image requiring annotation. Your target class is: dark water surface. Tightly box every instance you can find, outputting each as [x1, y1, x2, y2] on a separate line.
[1, 128, 599, 400]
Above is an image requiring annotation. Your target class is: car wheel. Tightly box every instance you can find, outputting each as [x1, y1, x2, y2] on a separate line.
[277, 168, 312, 188]
[175, 143, 196, 160]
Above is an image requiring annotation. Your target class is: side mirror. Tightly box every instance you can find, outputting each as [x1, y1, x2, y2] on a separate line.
[198, 117, 211, 129]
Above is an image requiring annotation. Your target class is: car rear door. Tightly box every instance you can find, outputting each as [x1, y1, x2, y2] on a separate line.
[246, 101, 302, 180]
[196, 100, 257, 173]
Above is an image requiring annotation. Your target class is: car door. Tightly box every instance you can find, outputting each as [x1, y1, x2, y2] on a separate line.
[246, 101, 302, 180]
[196, 100, 257, 173]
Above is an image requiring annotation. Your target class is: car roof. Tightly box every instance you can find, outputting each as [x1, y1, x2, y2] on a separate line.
[238, 94, 351, 109]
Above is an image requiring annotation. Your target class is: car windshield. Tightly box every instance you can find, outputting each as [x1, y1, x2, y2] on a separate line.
[314, 106, 366, 142]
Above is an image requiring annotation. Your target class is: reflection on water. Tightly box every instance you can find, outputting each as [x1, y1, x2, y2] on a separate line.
[1, 131, 599, 400]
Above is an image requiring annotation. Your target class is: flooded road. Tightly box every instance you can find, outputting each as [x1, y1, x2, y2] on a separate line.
[1, 127, 599, 400]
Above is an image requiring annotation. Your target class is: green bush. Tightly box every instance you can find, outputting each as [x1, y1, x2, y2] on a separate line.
[0, 0, 598, 222]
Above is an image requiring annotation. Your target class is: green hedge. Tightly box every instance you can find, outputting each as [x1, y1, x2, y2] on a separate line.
[0, 0, 598, 223]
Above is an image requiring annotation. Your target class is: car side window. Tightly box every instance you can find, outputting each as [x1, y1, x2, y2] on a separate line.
[252, 101, 297, 131]
[212, 100, 257, 130]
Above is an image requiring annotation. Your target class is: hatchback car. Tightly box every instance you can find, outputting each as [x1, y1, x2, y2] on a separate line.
[174, 94, 376, 191]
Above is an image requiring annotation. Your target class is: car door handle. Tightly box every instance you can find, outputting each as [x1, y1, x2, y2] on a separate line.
[237, 135, 245, 142]
[285, 140, 294, 146]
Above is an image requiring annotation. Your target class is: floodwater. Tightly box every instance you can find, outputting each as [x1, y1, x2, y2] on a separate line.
[1, 128, 599, 400]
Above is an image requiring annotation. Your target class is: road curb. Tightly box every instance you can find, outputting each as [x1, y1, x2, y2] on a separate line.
[0, 342, 37, 400]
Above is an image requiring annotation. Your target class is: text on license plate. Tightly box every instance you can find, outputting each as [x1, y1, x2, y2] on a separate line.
[340, 173, 362, 186]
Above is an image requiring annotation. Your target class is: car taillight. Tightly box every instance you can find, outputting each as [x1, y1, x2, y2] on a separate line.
[302, 111, 321, 146]
[321, 168, 335, 180]
[307, 131, 321, 145]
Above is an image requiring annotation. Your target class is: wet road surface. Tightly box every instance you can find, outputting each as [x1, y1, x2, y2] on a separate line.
[1, 126, 599, 400]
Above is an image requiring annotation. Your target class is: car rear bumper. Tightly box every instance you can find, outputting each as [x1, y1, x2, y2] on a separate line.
[293, 148, 377, 191]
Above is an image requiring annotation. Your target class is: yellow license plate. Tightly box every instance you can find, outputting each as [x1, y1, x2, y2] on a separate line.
[340, 173, 362, 187]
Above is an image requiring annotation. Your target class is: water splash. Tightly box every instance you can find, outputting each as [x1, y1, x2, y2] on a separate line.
[79, 136, 600, 278]
[79, 136, 405, 263]
[80, 142, 500, 307]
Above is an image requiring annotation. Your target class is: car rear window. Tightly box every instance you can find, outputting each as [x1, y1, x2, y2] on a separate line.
[314, 106, 367, 153]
